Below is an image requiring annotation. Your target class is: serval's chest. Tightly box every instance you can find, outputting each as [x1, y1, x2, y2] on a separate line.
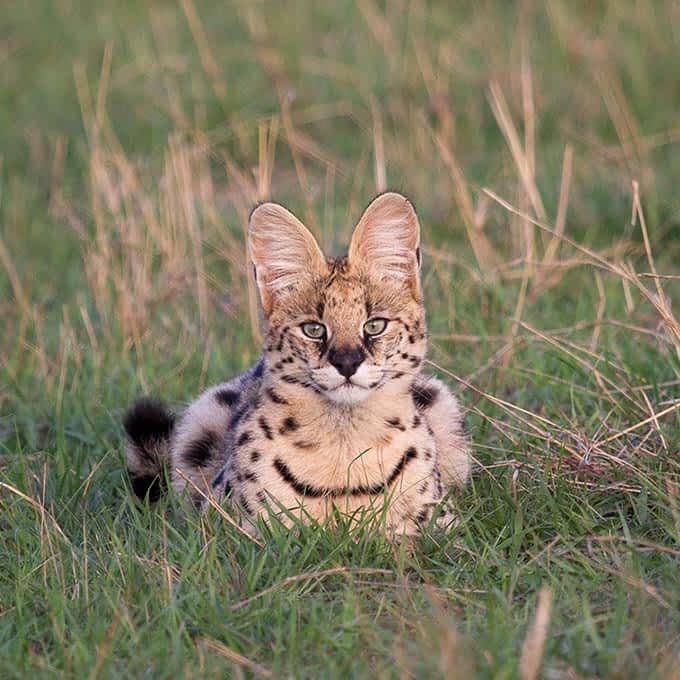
[223, 392, 441, 530]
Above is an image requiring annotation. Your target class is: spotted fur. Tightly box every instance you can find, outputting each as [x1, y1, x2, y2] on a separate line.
[123, 192, 470, 535]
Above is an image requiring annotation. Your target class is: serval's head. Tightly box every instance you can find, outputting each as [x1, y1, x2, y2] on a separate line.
[249, 192, 426, 405]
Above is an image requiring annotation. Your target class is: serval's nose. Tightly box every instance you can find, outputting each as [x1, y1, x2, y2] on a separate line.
[328, 345, 366, 379]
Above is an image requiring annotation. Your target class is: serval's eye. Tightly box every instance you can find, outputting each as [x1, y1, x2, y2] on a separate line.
[363, 318, 388, 336]
[301, 322, 326, 340]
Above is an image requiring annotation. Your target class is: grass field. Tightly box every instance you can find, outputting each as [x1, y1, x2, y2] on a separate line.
[2, 1, 680, 677]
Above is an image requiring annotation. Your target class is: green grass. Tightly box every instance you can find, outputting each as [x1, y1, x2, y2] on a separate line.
[1, 1, 679, 677]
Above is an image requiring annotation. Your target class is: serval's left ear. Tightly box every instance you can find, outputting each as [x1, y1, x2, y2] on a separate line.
[348, 192, 421, 299]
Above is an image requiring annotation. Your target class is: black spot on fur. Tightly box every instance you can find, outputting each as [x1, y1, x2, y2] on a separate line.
[244, 471, 258, 482]
[237, 431, 253, 447]
[412, 414, 422, 428]
[391, 372, 405, 380]
[386, 417, 406, 431]
[130, 473, 164, 502]
[416, 507, 431, 524]
[293, 440, 316, 450]
[273, 459, 325, 497]
[418, 481, 429, 494]
[256, 490, 266, 503]
[212, 468, 225, 488]
[239, 494, 253, 515]
[408, 335, 415, 344]
[258, 416, 274, 440]
[434, 468, 443, 495]
[266, 388, 288, 405]
[183, 431, 219, 468]
[253, 359, 264, 378]
[279, 416, 299, 434]
[229, 403, 250, 429]
[405, 446, 418, 461]
[123, 398, 175, 462]
[411, 383, 439, 410]
[409, 355, 421, 367]
[250, 450, 262, 462]
[214, 389, 239, 407]
[281, 375, 299, 384]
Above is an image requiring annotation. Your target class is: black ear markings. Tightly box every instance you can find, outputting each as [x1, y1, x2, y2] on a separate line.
[415, 246, 421, 267]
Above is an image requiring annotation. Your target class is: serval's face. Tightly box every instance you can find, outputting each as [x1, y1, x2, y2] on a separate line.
[249, 193, 426, 404]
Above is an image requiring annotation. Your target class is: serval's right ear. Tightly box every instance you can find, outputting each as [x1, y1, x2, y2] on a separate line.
[248, 203, 327, 315]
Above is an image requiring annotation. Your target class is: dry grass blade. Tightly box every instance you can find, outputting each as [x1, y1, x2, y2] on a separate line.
[519, 586, 552, 680]
[231, 566, 392, 611]
[542, 144, 573, 266]
[370, 95, 387, 193]
[87, 615, 121, 680]
[488, 81, 547, 224]
[483, 186, 680, 361]
[0, 481, 70, 545]
[199, 637, 273, 678]
[428, 123, 500, 278]
[180, 0, 228, 106]
[595, 402, 680, 447]
[0, 235, 31, 321]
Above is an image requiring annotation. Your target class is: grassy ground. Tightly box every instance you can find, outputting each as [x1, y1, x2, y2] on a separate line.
[2, 1, 679, 677]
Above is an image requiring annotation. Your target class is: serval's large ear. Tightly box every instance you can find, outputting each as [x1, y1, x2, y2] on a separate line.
[248, 202, 327, 315]
[348, 192, 421, 299]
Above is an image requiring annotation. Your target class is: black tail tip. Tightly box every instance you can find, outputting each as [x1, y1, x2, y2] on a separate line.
[123, 397, 175, 448]
[129, 472, 166, 503]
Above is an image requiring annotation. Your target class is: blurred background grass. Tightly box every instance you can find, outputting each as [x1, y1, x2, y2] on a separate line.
[1, 1, 679, 678]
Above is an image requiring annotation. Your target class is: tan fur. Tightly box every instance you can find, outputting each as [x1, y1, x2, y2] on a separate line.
[166, 192, 470, 535]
